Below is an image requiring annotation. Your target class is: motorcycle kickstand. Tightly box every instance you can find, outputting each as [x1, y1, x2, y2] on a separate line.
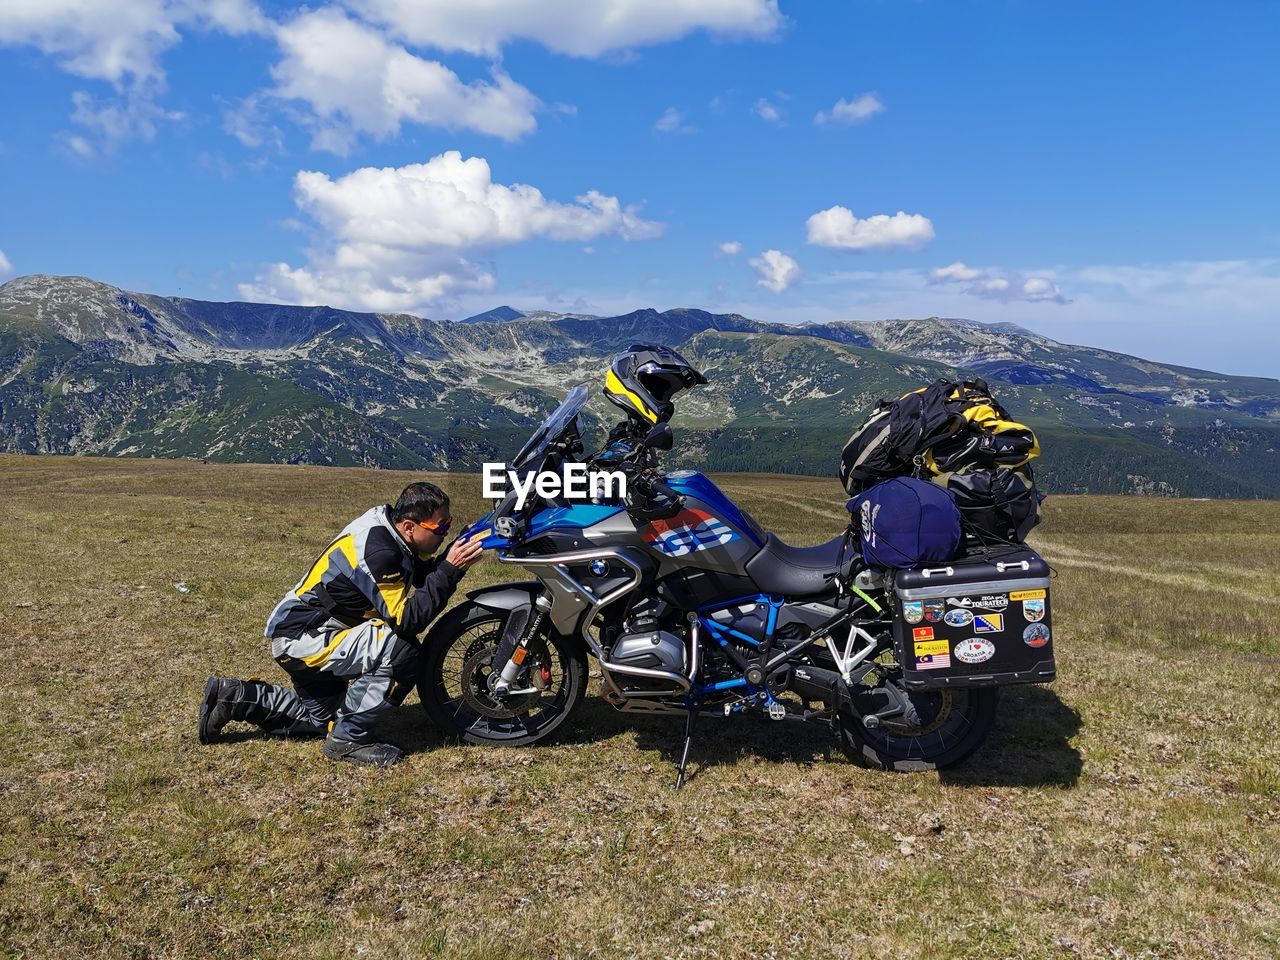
[675, 705, 699, 790]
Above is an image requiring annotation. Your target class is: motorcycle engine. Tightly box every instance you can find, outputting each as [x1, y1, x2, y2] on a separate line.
[608, 629, 687, 674]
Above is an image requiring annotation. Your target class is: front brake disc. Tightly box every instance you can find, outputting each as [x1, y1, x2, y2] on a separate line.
[459, 642, 539, 719]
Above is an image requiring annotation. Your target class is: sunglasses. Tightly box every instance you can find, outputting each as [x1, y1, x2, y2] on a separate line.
[415, 516, 453, 536]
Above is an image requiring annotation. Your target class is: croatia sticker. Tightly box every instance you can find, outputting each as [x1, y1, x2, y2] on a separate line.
[642, 508, 739, 558]
[954, 637, 996, 664]
[1023, 598, 1046, 622]
[903, 601, 924, 624]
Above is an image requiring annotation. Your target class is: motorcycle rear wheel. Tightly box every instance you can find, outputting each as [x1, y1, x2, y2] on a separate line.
[838, 686, 1000, 772]
[418, 601, 587, 746]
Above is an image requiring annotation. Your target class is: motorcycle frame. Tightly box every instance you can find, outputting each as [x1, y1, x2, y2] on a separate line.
[494, 545, 887, 718]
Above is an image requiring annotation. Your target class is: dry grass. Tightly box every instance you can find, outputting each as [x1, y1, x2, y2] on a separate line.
[1, 454, 1278, 959]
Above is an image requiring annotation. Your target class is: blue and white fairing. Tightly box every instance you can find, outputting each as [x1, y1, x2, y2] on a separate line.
[463, 472, 765, 572]
[461, 503, 624, 551]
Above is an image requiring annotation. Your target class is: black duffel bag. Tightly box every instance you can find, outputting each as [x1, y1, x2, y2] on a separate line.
[934, 466, 1043, 543]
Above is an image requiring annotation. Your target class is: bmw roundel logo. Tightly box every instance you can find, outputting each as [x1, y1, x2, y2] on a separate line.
[590, 559, 609, 576]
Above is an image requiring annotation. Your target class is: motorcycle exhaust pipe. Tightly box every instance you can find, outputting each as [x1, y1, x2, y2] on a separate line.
[786, 664, 843, 705]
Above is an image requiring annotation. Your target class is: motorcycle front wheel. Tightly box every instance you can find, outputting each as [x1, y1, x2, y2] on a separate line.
[838, 685, 1000, 772]
[418, 601, 587, 746]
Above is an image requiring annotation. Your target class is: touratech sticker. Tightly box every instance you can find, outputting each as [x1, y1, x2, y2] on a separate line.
[913, 626, 935, 641]
[946, 594, 1010, 611]
[914, 639, 949, 658]
[1023, 598, 1046, 622]
[1010, 589, 1046, 601]
[973, 613, 1005, 634]
[642, 508, 740, 558]
[944, 609, 974, 628]
[923, 600, 945, 623]
[902, 601, 924, 624]
[915, 651, 951, 670]
[954, 637, 996, 664]
[1023, 623, 1051, 648]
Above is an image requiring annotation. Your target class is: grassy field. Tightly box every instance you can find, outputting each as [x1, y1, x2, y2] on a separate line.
[1, 454, 1278, 959]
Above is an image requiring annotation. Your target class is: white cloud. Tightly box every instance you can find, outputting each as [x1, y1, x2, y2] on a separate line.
[654, 106, 695, 134]
[929, 261, 983, 282]
[351, 0, 783, 58]
[752, 97, 784, 124]
[241, 150, 663, 312]
[1019, 277, 1066, 302]
[0, 249, 13, 277]
[293, 151, 664, 247]
[718, 241, 743, 256]
[749, 249, 800, 293]
[814, 91, 884, 126]
[243, 260, 495, 314]
[271, 8, 539, 153]
[806, 205, 935, 251]
[974, 277, 1011, 296]
[0, 0, 266, 87]
[0, 0, 268, 152]
[5, 2, 778, 155]
[64, 89, 184, 156]
[222, 92, 282, 150]
[928, 260, 1068, 303]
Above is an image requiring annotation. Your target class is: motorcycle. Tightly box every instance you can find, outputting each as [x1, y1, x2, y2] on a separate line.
[417, 384, 1003, 786]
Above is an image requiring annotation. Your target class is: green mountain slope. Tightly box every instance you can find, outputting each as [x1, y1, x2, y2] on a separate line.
[2, 274, 1278, 497]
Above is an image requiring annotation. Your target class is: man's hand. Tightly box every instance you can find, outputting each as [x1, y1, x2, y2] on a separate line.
[445, 535, 484, 572]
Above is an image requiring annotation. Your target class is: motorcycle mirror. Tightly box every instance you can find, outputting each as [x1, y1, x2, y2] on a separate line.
[644, 422, 673, 451]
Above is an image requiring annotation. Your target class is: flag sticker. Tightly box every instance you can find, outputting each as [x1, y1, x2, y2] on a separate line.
[913, 626, 935, 641]
[973, 613, 1005, 633]
[915, 652, 951, 670]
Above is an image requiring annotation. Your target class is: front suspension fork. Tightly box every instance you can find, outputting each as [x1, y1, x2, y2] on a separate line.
[491, 593, 553, 696]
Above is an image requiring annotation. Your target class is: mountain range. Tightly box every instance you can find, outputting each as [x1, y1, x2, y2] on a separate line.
[2, 274, 1278, 497]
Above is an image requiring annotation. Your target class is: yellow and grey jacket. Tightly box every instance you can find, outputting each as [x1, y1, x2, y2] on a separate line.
[265, 505, 461, 643]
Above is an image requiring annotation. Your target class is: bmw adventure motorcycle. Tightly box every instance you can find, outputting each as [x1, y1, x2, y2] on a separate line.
[418, 384, 1006, 785]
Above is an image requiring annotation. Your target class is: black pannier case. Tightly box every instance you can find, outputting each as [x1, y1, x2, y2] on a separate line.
[891, 547, 1054, 690]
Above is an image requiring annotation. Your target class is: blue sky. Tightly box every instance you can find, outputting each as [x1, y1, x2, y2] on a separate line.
[1, 0, 1277, 375]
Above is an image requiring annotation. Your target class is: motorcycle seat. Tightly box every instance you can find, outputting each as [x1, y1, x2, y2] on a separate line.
[745, 532, 856, 598]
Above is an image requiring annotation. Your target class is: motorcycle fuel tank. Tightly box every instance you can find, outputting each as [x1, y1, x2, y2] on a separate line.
[639, 470, 765, 577]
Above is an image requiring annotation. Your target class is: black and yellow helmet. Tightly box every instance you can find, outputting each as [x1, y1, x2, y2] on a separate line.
[604, 343, 707, 424]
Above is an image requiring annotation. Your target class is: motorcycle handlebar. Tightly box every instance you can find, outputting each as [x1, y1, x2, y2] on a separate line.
[630, 470, 684, 510]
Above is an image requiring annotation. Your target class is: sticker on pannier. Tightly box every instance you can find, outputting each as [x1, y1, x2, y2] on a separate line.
[954, 637, 996, 664]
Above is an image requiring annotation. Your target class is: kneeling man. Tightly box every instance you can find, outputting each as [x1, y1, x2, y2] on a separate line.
[198, 481, 484, 766]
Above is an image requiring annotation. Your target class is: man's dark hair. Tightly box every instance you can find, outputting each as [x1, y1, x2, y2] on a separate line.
[390, 481, 450, 524]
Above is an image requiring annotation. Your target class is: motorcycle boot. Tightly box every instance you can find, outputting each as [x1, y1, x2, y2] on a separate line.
[198, 676, 329, 743]
[322, 734, 404, 767]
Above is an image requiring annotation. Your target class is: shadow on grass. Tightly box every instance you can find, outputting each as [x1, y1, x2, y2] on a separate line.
[384, 682, 1081, 790]
[940, 684, 1083, 789]
[572, 696, 836, 787]
[564, 685, 1083, 789]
